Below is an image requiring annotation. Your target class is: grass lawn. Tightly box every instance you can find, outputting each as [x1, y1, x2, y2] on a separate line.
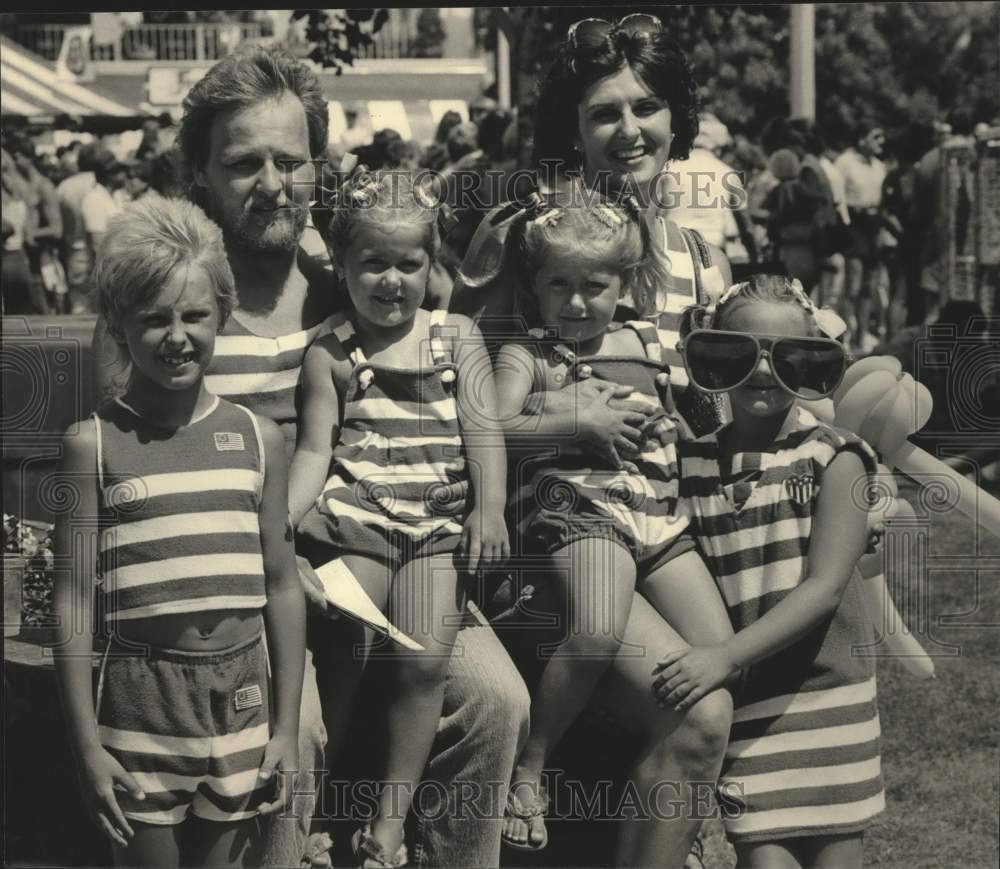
[700, 478, 1000, 869]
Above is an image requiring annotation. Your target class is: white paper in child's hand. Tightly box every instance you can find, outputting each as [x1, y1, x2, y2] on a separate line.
[314, 559, 425, 651]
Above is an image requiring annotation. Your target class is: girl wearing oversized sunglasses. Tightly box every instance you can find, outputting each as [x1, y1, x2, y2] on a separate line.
[663, 274, 885, 868]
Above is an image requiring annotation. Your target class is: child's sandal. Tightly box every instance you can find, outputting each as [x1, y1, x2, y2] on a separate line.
[501, 785, 549, 851]
[351, 825, 408, 869]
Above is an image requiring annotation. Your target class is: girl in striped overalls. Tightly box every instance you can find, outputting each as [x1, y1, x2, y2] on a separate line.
[289, 170, 508, 867]
[492, 201, 734, 852]
[661, 274, 885, 868]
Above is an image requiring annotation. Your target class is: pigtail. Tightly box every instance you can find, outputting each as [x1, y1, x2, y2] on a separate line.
[679, 303, 713, 338]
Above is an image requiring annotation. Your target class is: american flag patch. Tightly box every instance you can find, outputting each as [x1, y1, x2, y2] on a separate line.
[234, 684, 263, 711]
[785, 474, 816, 505]
[214, 432, 245, 452]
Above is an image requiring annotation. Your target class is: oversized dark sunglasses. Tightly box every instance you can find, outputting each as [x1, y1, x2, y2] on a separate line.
[677, 329, 848, 399]
[567, 14, 663, 51]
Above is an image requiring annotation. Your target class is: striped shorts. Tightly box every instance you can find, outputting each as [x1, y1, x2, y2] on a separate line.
[96, 631, 272, 825]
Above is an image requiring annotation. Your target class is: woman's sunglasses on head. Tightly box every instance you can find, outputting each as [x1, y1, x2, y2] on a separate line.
[677, 330, 848, 399]
[567, 14, 663, 52]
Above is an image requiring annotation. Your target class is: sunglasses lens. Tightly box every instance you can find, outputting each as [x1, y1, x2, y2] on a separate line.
[569, 18, 611, 49]
[618, 14, 663, 37]
[685, 332, 758, 391]
[773, 338, 846, 397]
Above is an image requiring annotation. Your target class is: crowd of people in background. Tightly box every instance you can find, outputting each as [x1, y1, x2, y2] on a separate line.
[2, 116, 180, 315]
[3, 97, 998, 358]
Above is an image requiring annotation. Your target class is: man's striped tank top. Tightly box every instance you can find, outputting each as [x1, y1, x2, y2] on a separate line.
[680, 405, 885, 842]
[94, 396, 267, 622]
[205, 314, 335, 458]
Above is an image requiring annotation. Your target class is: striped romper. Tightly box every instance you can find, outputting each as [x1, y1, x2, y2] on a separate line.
[296, 310, 468, 571]
[680, 405, 885, 842]
[94, 396, 272, 825]
[512, 321, 691, 571]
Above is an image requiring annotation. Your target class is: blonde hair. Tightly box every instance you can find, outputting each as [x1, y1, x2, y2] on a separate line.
[520, 201, 670, 317]
[326, 169, 442, 266]
[94, 196, 236, 333]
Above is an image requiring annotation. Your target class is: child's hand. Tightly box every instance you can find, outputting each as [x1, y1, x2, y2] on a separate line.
[296, 555, 340, 620]
[460, 509, 510, 574]
[652, 644, 738, 712]
[256, 731, 299, 816]
[76, 745, 145, 847]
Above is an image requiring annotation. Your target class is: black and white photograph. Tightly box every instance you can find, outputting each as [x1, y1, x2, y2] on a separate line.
[2, 5, 998, 868]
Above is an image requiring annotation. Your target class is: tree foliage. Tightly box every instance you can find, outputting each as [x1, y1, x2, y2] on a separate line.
[289, 9, 390, 74]
[506, 4, 999, 151]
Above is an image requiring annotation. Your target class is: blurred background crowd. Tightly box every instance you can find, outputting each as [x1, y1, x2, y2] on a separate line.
[5, 97, 998, 358]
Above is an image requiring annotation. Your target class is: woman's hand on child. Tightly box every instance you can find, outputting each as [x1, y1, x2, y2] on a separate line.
[579, 385, 650, 469]
[256, 731, 299, 816]
[652, 644, 738, 712]
[76, 745, 144, 846]
[460, 509, 511, 574]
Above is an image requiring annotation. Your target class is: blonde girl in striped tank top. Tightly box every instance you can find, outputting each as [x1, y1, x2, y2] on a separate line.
[288, 169, 508, 868]
[662, 274, 885, 867]
[53, 197, 306, 866]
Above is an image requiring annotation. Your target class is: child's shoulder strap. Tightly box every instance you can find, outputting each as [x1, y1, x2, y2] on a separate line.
[429, 308, 459, 389]
[622, 319, 664, 363]
[329, 315, 365, 368]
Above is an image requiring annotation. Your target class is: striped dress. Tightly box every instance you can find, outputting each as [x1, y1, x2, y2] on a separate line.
[95, 396, 267, 622]
[679, 405, 885, 842]
[512, 321, 689, 566]
[295, 310, 468, 568]
[205, 313, 336, 459]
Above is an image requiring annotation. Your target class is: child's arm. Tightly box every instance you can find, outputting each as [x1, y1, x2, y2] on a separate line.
[287, 338, 342, 528]
[52, 421, 144, 846]
[450, 313, 509, 572]
[654, 450, 870, 710]
[255, 416, 307, 815]
[494, 341, 649, 470]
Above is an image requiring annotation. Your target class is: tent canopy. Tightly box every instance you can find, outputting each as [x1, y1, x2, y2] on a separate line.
[1, 35, 140, 124]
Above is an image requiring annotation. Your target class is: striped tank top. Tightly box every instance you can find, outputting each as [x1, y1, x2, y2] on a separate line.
[205, 312, 336, 458]
[680, 405, 885, 842]
[310, 309, 468, 545]
[95, 396, 268, 623]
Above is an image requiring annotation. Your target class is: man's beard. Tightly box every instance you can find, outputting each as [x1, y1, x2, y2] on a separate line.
[203, 188, 308, 254]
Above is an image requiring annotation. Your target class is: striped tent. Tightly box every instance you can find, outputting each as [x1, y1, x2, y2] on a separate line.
[1, 35, 136, 119]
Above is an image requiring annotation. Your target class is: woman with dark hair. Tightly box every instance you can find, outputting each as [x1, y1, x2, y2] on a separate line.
[450, 16, 735, 868]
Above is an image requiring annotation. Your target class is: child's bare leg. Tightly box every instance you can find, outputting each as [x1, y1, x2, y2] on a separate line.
[368, 551, 464, 854]
[736, 840, 803, 869]
[111, 821, 184, 867]
[803, 833, 864, 869]
[312, 554, 391, 773]
[600, 551, 734, 868]
[507, 537, 637, 848]
[186, 817, 262, 868]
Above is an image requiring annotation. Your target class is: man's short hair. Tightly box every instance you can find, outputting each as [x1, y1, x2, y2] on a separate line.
[177, 45, 328, 179]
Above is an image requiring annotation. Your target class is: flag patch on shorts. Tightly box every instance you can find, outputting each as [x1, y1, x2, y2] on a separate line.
[234, 684, 262, 711]
[214, 432, 245, 452]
